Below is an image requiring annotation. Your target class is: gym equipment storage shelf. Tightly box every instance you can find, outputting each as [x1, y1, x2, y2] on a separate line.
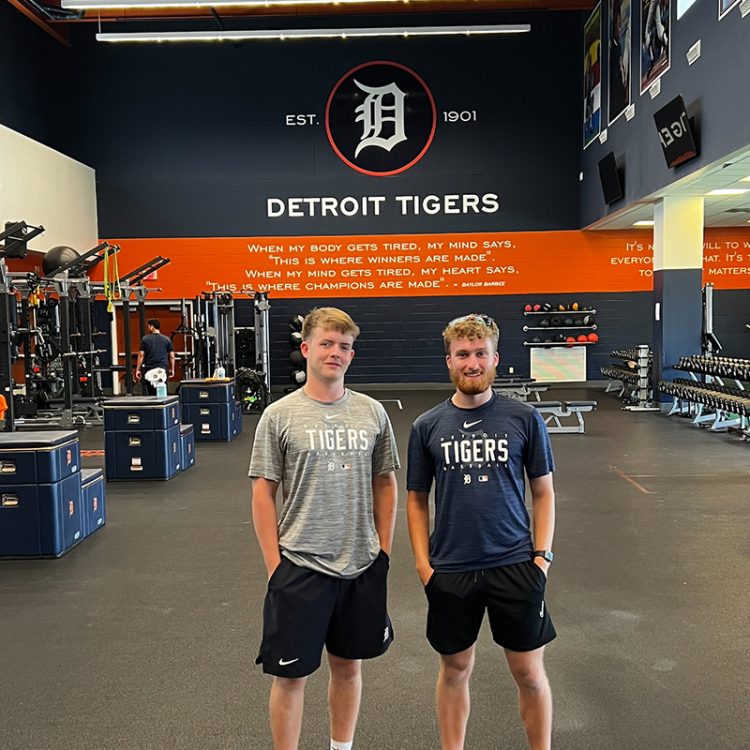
[522, 307, 599, 348]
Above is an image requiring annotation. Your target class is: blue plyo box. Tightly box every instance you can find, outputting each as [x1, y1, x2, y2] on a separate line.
[181, 402, 234, 441]
[179, 379, 235, 404]
[179, 424, 195, 471]
[80, 468, 106, 537]
[105, 425, 181, 481]
[0, 472, 84, 558]
[103, 396, 180, 432]
[0, 430, 80, 486]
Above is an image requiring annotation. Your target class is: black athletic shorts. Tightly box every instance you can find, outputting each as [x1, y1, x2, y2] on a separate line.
[256, 550, 394, 678]
[425, 560, 556, 655]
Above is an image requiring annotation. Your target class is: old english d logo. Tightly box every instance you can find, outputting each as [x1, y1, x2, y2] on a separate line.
[326, 61, 436, 176]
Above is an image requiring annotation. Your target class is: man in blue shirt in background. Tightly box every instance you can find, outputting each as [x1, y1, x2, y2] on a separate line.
[135, 318, 175, 395]
[407, 314, 556, 750]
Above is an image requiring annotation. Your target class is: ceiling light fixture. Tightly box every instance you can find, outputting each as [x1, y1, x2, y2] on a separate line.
[633, 220, 655, 226]
[65, 0, 462, 9]
[95, 24, 531, 43]
[705, 188, 750, 196]
[741, 175, 750, 182]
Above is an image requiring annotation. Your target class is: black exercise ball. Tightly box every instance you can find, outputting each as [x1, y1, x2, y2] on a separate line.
[288, 314, 305, 332]
[43, 246, 79, 276]
[289, 349, 305, 366]
[290, 331, 303, 347]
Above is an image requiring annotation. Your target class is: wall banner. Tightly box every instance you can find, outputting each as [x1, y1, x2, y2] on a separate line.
[640, 0, 671, 94]
[583, 4, 603, 148]
[608, 0, 632, 125]
[95, 229, 750, 299]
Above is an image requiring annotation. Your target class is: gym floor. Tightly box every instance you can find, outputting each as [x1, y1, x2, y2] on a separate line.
[1, 387, 748, 750]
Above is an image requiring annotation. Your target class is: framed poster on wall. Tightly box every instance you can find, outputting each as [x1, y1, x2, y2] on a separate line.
[583, 3, 602, 148]
[608, 0, 632, 125]
[640, 0, 671, 94]
[718, 0, 741, 19]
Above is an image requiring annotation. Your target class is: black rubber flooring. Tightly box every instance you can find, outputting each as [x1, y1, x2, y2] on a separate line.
[1, 388, 749, 749]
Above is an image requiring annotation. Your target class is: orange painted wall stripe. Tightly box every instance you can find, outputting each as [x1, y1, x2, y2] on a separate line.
[84, 228, 750, 299]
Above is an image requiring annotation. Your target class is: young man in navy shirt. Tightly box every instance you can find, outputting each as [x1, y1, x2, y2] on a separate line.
[407, 314, 556, 750]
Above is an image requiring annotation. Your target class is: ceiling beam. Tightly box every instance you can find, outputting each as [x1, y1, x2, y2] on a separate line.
[5, 0, 71, 44]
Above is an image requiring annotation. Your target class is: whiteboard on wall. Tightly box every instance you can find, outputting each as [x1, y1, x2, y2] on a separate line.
[530, 346, 587, 383]
[0, 124, 98, 254]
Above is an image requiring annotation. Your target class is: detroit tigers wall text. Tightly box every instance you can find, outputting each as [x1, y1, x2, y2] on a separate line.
[267, 193, 500, 218]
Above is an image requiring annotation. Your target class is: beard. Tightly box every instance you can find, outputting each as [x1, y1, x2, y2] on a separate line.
[450, 365, 496, 395]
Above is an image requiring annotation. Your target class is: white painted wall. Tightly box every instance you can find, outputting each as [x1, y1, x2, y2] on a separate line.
[0, 123, 98, 253]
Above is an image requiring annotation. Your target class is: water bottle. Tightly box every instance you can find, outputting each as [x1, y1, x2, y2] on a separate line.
[215, 365, 226, 379]
[156, 383, 167, 398]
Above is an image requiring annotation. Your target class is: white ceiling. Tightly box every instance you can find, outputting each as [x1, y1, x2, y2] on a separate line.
[588, 143, 750, 229]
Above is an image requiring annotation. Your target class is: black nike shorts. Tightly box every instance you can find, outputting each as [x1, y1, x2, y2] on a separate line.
[424, 560, 556, 655]
[256, 550, 394, 678]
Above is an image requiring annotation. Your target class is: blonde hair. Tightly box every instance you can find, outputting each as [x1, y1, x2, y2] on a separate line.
[302, 307, 361, 341]
[442, 314, 499, 354]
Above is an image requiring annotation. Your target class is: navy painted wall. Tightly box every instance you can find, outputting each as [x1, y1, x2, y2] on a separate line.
[235, 292, 655, 386]
[57, 12, 583, 237]
[580, 2, 750, 226]
[0, 3, 72, 153]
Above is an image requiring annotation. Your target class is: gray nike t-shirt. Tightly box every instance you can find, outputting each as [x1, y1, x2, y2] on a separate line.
[249, 388, 400, 578]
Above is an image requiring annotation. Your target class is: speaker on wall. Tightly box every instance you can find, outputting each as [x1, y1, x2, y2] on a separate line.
[597, 151, 624, 205]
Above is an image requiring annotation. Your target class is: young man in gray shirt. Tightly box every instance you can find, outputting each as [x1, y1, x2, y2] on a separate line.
[249, 307, 399, 750]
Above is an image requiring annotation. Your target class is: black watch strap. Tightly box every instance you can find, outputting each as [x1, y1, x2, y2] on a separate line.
[533, 549, 554, 563]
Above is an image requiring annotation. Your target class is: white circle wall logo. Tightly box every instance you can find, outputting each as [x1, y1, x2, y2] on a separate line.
[325, 60, 437, 177]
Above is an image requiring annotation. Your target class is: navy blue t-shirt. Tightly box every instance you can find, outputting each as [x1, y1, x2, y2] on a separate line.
[139, 332, 173, 370]
[407, 392, 554, 572]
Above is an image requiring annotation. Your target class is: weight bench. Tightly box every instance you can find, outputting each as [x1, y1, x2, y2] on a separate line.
[532, 400, 597, 434]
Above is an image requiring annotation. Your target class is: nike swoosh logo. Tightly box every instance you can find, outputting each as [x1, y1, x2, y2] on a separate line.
[324, 414, 341, 421]
[278, 658, 299, 666]
[463, 420, 482, 429]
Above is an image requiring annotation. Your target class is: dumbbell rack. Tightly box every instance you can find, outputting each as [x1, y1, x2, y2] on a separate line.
[622, 345, 660, 412]
[601, 346, 655, 407]
[662, 356, 750, 437]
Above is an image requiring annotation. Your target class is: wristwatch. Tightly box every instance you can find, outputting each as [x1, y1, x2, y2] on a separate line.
[533, 550, 554, 563]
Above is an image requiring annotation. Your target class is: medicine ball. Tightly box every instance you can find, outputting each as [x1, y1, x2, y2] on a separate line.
[572, 302, 580, 311]
[564, 317, 574, 326]
[565, 336, 576, 347]
[555, 333, 566, 342]
[576, 334, 588, 342]
[524, 304, 533, 312]
[574, 318, 583, 326]
[532, 336, 542, 343]
[289, 331, 303, 347]
[288, 314, 305, 332]
[533, 304, 542, 312]
[289, 349, 305, 366]
[540, 318, 549, 328]
[42, 246, 79, 276]
[291, 369, 306, 384]
[550, 317, 561, 327]
[542, 303, 553, 312]
[558, 304, 566, 312]
[587, 332, 599, 343]
[582, 314, 594, 326]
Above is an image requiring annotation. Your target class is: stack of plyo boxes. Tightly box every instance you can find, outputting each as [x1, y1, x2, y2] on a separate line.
[179, 379, 242, 442]
[0, 431, 105, 558]
[103, 395, 185, 481]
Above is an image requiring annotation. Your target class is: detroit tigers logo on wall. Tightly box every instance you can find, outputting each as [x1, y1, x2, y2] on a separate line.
[325, 60, 436, 177]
